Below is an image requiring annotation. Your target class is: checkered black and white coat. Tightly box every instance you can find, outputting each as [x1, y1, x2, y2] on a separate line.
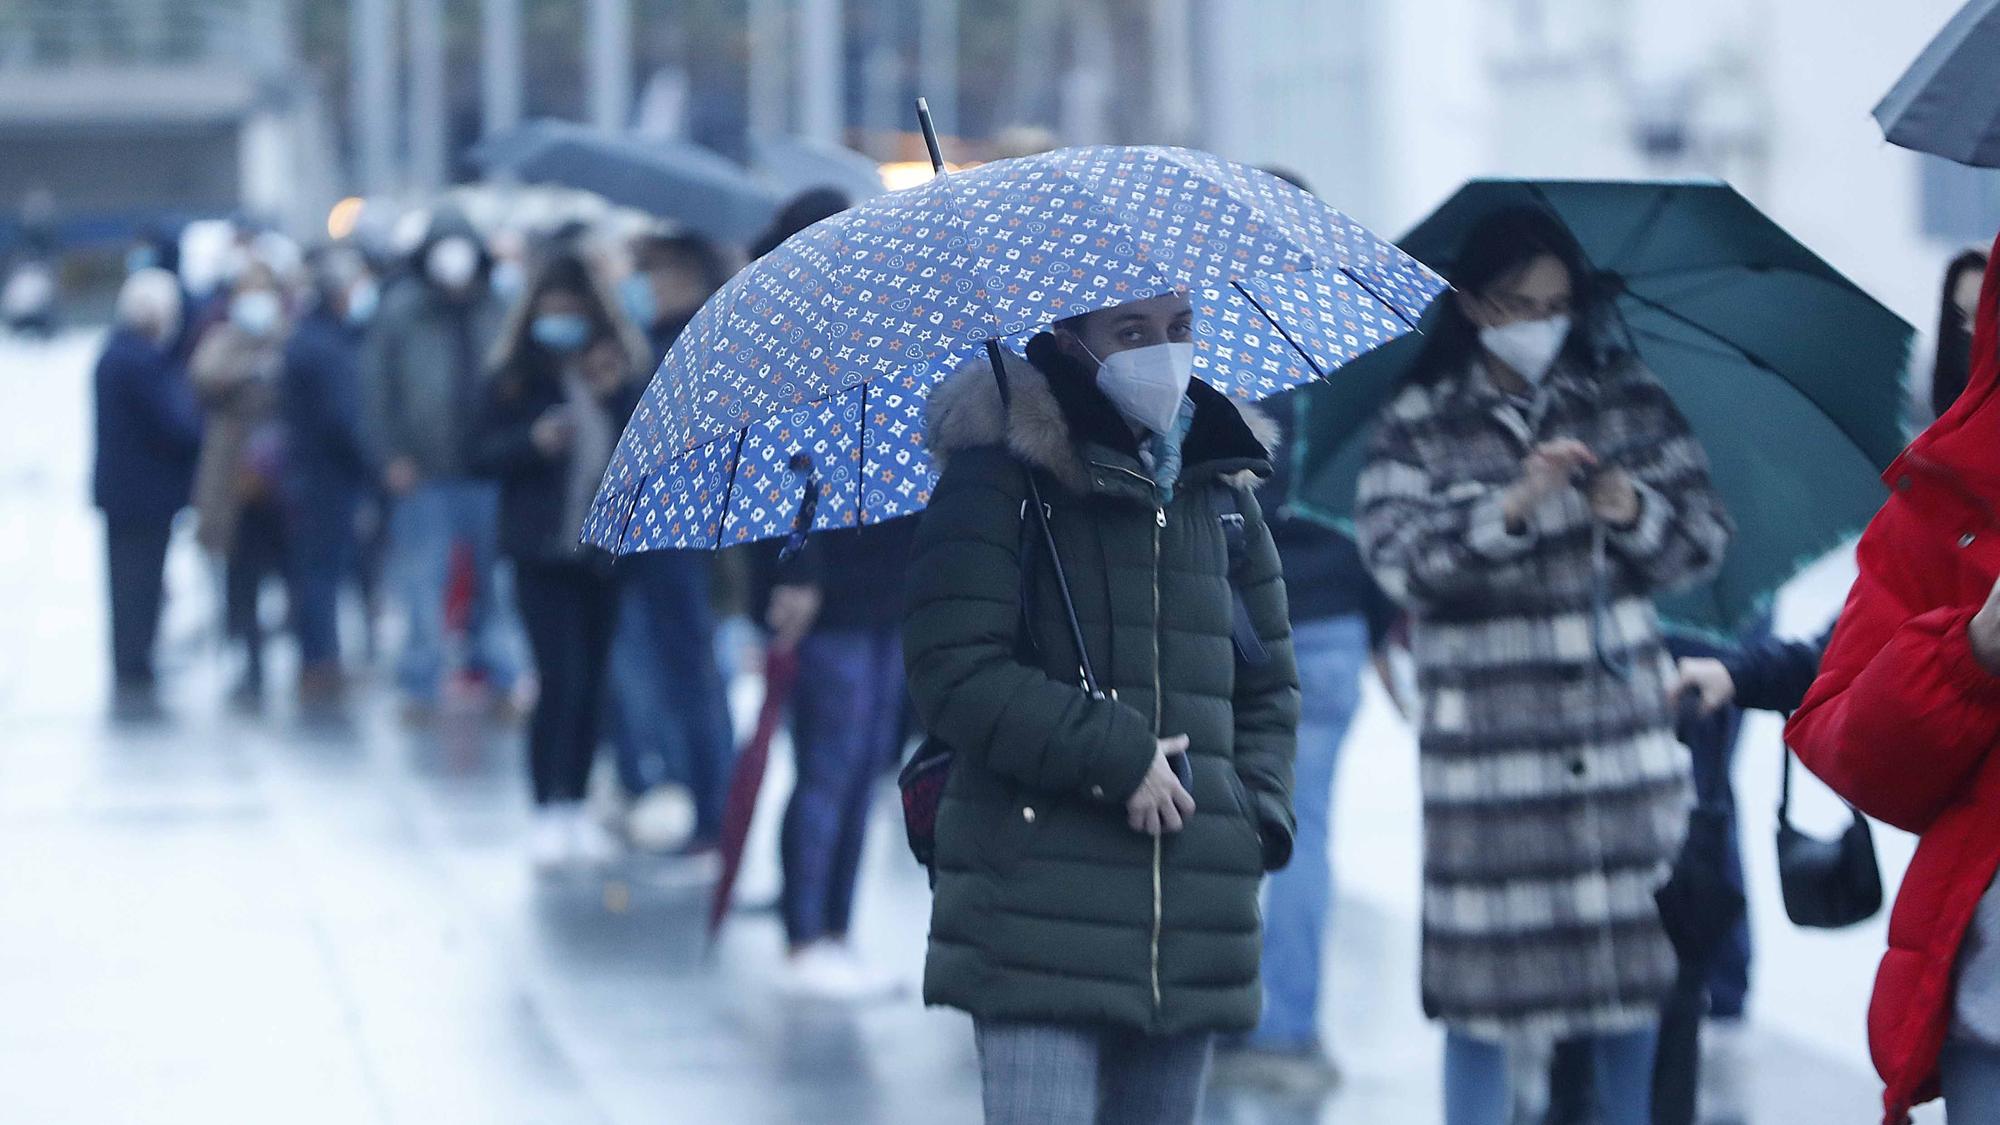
[1357, 352, 1732, 1042]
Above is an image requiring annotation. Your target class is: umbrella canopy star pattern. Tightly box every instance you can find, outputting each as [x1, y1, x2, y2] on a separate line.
[587, 145, 1446, 555]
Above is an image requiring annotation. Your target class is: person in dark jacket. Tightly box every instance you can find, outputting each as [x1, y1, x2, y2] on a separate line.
[906, 292, 1300, 1124]
[281, 246, 377, 708]
[1215, 168, 1401, 1097]
[604, 233, 736, 851]
[472, 252, 647, 870]
[362, 205, 517, 718]
[94, 268, 203, 719]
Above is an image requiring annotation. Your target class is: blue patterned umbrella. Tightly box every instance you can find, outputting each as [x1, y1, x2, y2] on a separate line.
[585, 144, 1446, 555]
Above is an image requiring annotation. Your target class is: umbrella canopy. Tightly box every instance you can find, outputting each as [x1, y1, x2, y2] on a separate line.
[746, 132, 887, 201]
[1875, 0, 2000, 168]
[1293, 179, 1913, 634]
[585, 144, 1446, 556]
[468, 119, 783, 242]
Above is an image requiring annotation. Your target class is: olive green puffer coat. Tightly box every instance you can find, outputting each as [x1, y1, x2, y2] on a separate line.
[905, 335, 1300, 1036]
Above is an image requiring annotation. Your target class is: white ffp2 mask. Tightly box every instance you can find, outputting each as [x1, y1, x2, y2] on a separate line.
[1083, 340, 1195, 434]
[1479, 314, 1572, 385]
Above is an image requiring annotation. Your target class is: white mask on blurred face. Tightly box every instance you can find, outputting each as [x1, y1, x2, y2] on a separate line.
[1480, 314, 1571, 386]
[426, 237, 480, 290]
[1078, 338, 1196, 435]
[230, 290, 283, 338]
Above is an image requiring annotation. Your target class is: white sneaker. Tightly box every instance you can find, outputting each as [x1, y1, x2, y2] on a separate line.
[570, 808, 624, 867]
[782, 944, 881, 1002]
[529, 806, 575, 871]
[625, 785, 698, 853]
[827, 944, 902, 1001]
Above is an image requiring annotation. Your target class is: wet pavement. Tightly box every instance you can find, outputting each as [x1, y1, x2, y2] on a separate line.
[0, 331, 1928, 1123]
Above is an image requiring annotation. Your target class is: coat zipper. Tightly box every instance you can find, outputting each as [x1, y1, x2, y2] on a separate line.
[1092, 461, 1169, 1017]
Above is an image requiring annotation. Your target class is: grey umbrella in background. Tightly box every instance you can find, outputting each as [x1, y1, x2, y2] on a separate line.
[468, 119, 784, 243]
[1874, 0, 2000, 167]
[744, 133, 886, 201]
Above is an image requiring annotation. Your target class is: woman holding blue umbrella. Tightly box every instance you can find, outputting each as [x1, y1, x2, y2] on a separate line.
[906, 289, 1300, 1124]
[1354, 208, 1731, 1125]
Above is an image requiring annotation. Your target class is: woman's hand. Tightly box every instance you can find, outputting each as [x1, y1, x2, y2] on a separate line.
[531, 406, 574, 457]
[1126, 735, 1196, 836]
[1588, 467, 1642, 528]
[1970, 573, 2000, 675]
[1502, 439, 1596, 529]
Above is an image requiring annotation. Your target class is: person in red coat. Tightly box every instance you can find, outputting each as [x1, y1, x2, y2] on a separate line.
[1788, 232, 2000, 1125]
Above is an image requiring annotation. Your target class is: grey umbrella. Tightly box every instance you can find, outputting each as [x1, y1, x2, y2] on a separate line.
[468, 119, 784, 243]
[1874, 0, 2000, 167]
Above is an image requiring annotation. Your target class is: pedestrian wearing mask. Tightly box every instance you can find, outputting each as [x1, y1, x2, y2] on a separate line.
[605, 232, 737, 851]
[280, 246, 378, 710]
[906, 290, 1300, 1124]
[472, 253, 648, 869]
[1786, 235, 2000, 1125]
[190, 260, 294, 707]
[1354, 207, 1731, 1125]
[93, 268, 202, 719]
[361, 207, 518, 721]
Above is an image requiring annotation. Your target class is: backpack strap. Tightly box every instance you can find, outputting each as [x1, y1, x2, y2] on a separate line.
[1216, 486, 1270, 666]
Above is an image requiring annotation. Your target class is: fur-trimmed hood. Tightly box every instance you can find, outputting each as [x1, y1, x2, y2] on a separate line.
[927, 333, 1279, 497]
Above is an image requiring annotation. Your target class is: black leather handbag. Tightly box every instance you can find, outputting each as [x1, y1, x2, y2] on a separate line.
[1776, 743, 1883, 929]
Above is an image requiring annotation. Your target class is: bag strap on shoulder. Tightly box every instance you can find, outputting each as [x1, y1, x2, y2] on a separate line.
[1216, 486, 1270, 666]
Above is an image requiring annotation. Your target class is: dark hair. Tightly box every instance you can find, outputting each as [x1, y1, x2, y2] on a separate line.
[1260, 166, 1311, 193]
[497, 252, 618, 397]
[1932, 248, 1990, 418]
[750, 187, 852, 260]
[635, 232, 729, 293]
[1408, 206, 1613, 385]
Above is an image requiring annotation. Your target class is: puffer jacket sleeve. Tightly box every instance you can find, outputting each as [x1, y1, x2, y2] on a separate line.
[903, 445, 1159, 803]
[1786, 515, 2000, 834]
[1355, 390, 1568, 614]
[1598, 360, 1732, 593]
[1227, 483, 1301, 870]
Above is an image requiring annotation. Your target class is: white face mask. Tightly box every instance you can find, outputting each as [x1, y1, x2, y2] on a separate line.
[426, 237, 480, 290]
[1479, 314, 1572, 386]
[1080, 339, 1196, 434]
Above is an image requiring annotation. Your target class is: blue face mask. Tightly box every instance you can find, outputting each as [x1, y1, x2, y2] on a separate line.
[531, 313, 592, 354]
[230, 290, 283, 338]
[618, 273, 656, 328]
[346, 279, 379, 327]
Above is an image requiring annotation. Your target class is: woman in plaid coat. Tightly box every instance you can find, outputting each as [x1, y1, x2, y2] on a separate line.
[1356, 209, 1731, 1125]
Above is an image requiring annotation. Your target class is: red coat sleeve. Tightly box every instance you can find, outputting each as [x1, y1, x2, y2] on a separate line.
[1786, 517, 2000, 834]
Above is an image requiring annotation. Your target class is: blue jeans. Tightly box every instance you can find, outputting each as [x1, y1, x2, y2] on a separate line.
[1249, 614, 1369, 1050]
[975, 1020, 1214, 1125]
[1445, 1028, 1657, 1125]
[388, 479, 516, 702]
[1944, 1040, 2000, 1124]
[607, 550, 735, 840]
[287, 487, 357, 668]
[780, 626, 903, 947]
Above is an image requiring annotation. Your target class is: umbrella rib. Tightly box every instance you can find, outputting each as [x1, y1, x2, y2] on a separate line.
[712, 427, 750, 548]
[1600, 183, 1679, 270]
[1230, 279, 1328, 380]
[1338, 266, 1423, 332]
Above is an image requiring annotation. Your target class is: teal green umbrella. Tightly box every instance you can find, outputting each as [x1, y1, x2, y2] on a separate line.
[1293, 179, 1913, 633]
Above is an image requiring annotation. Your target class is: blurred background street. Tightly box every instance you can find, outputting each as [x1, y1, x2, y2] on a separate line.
[3, 1, 1998, 1122]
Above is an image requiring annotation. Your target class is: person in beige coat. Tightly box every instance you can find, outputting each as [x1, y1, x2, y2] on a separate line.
[189, 261, 292, 706]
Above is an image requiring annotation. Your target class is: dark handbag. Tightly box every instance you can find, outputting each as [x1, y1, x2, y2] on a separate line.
[1776, 742, 1883, 929]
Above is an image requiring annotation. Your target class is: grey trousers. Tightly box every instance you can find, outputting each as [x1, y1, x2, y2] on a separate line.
[974, 1019, 1214, 1125]
[1944, 1040, 2000, 1124]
